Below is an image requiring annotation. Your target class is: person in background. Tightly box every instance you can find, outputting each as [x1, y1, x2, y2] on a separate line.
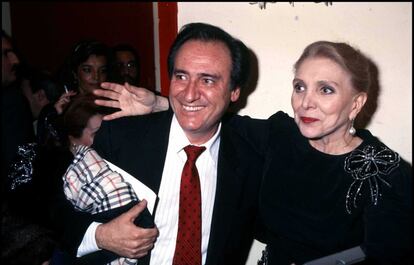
[19, 66, 63, 138]
[5, 93, 113, 227]
[59, 22, 263, 265]
[58, 40, 110, 94]
[36, 40, 110, 147]
[1, 29, 54, 265]
[1, 29, 20, 87]
[4, 93, 117, 265]
[62, 92, 157, 265]
[1, 29, 34, 187]
[111, 43, 140, 86]
[94, 40, 412, 264]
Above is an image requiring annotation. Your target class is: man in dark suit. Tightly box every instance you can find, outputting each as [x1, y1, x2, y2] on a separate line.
[1, 29, 35, 190]
[59, 22, 263, 265]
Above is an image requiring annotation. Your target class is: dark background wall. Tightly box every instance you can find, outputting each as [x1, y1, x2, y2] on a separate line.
[9, 2, 156, 90]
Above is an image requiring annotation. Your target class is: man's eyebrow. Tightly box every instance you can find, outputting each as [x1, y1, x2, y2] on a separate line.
[174, 69, 221, 79]
[199, 73, 220, 79]
[173, 68, 188, 75]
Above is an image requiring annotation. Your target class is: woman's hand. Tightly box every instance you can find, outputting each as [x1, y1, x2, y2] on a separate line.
[54, 90, 77, 114]
[94, 82, 168, 121]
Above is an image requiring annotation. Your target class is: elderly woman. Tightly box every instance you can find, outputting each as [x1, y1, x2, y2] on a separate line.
[92, 40, 412, 264]
[232, 41, 412, 264]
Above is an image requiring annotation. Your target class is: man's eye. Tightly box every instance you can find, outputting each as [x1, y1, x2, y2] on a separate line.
[203, 78, 214, 85]
[100, 67, 108, 74]
[175, 74, 187, 80]
[127, 62, 137, 68]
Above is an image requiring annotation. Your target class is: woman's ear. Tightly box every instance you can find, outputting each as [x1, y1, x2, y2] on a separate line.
[350, 92, 367, 120]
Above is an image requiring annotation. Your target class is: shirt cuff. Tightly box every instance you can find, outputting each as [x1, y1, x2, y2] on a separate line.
[76, 222, 102, 257]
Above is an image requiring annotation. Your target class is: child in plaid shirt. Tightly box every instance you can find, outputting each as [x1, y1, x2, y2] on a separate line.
[63, 144, 139, 265]
[61, 94, 154, 264]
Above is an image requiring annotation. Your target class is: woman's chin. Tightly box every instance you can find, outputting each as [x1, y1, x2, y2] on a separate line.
[298, 126, 322, 140]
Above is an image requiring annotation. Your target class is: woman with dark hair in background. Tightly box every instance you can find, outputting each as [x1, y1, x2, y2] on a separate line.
[36, 40, 111, 147]
[58, 40, 110, 94]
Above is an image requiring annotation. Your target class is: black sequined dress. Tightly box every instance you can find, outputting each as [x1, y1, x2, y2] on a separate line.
[231, 111, 412, 265]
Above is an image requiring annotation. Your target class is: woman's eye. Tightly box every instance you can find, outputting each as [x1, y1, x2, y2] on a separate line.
[293, 83, 305, 92]
[81, 67, 91, 74]
[321, 86, 334, 94]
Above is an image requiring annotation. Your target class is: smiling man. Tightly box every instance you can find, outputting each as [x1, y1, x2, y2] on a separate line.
[58, 23, 263, 265]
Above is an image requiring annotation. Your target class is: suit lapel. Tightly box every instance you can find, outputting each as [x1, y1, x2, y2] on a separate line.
[205, 125, 245, 264]
[116, 111, 173, 196]
[134, 111, 173, 195]
[123, 111, 173, 265]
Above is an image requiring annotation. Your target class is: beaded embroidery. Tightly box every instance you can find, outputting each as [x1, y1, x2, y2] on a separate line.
[344, 145, 400, 214]
[8, 143, 38, 190]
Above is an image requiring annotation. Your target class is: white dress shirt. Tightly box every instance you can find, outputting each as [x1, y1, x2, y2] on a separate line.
[77, 115, 220, 265]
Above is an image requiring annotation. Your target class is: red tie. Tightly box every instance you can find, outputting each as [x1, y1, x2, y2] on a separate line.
[172, 145, 206, 265]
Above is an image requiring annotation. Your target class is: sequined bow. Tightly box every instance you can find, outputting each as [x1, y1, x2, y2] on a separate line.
[344, 145, 400, 214]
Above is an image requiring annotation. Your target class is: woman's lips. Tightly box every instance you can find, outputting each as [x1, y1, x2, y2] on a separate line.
[300, 117, 319, 123]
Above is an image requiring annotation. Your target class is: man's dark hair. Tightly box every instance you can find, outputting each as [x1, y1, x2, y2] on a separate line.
[112, 43, 140, 65]
[167, 22, 250, 91]
[70, 40, 109, 74]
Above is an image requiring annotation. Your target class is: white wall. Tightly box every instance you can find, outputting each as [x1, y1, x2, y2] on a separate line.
[177, 2, 412, 264]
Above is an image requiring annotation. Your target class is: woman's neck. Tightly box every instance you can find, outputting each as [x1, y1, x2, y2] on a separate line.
[309, 134, 362, 155]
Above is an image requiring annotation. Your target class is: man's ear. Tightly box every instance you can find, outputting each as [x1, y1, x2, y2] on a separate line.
[230, 87, 240, 102]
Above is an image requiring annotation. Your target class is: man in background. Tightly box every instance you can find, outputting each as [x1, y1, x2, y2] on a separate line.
[1, 29, 34, 181]
[111, 43, 140, 86]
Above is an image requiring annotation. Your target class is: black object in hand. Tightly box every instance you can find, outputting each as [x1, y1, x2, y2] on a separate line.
[133, 204, 155, 228]
[76, 201, 155, 265]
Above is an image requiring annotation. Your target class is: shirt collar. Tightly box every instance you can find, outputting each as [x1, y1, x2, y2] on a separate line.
[170, 114, 221, 160]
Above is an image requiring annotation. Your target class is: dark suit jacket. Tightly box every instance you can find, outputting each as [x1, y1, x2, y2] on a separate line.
[59, 110, 263, 265]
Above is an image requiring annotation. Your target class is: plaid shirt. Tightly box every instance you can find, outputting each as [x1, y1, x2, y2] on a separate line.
[63, 145, 139, 265]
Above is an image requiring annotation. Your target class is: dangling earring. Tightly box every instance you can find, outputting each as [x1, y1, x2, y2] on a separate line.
[349, 119, 356, 136]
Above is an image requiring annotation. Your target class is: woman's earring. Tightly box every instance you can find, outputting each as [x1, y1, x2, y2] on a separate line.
[349, 119, 356, 136]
